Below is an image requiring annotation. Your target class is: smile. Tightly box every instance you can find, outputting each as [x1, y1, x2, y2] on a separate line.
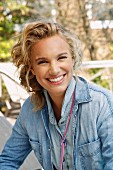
[48, 75, 64, 83]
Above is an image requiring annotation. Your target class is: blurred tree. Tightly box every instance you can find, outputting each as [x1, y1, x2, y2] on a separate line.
[55, 0, 113, 61]
[0, 0, 31, 61]
[0, 0, 54, 61]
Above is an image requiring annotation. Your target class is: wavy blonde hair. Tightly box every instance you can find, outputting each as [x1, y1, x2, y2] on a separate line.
[11, 19, 82, 111]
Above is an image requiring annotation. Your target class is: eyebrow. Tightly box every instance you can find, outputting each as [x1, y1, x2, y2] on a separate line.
[57, 52, 68, 57]
[35, 57, 46, 61]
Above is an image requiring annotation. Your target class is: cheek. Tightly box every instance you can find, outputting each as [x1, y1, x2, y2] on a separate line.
[34, 67, 47, 83]
[32, 64, 42, 75]
[35, 73, 43, 86]
[66, 60, 73, 71]
[35, 70, 43, 79]
[31, 65, 41, 78]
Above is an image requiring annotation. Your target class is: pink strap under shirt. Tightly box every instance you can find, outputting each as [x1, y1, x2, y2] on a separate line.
[59, 90, 75, 170]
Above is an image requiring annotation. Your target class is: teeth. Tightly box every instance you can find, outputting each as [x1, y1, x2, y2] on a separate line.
[49, 76, 63, 82]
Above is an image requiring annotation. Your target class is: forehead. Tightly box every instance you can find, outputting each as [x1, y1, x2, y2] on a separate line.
[31, 35, 70, 52]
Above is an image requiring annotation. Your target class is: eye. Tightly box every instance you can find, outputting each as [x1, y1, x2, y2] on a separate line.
[37, 60, 48, 65]
[58, 56, 67, 60]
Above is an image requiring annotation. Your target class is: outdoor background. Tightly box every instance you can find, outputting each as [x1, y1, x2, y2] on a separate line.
[0, 0, 113, 115]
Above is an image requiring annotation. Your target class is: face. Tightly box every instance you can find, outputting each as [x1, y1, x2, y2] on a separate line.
[31, 35, 74, 99]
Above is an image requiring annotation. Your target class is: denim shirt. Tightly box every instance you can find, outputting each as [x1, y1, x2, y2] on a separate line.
[1, 76, 113, 170]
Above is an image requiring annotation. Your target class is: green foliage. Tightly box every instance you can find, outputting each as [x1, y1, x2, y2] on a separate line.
[0, 37, 14, 61]
[98, 79, 110, 90]
[0, 0, 53, 61]
[0, 1, 31, 61]
[89, 68, 112, 90]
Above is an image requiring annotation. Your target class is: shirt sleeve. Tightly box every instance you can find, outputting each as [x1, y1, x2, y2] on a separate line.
[97, 95, 113, 169]
[0, 111, 32, 170]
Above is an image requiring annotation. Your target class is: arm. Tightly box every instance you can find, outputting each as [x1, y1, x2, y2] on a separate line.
[97, 95, 113, 169]
[0, 113, 32, 170]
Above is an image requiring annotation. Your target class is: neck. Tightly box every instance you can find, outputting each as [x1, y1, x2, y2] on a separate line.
[50, 95, 64, 123]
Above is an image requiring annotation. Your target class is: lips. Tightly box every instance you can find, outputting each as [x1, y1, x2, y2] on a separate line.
[48, 75, 64, 83]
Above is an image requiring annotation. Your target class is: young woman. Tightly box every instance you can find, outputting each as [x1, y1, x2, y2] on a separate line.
[0, 20, 113, 170]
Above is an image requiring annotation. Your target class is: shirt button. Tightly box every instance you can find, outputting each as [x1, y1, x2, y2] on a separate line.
[48, 148, 51, 151]
[63, 158, 65, 162]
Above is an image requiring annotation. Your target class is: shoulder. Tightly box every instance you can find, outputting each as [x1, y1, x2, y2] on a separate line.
[87, 79, 113, 113]
[19, 96, 41, 120]
[78, 76, 113, 98]
[88, 80, 113, 99]
[77, 76, 113, 111]
[21, 96, 34, 111]
[15, 96, 47, 130]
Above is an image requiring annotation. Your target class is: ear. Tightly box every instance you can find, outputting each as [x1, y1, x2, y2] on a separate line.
[31, 67, 35, 75]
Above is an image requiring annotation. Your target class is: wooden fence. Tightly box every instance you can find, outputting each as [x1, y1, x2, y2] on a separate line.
[80, 60, 113, 91]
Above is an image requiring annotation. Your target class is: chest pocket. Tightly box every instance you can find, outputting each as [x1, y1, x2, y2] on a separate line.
[29, 139, 43, 165]
[78, 139, 104, 170]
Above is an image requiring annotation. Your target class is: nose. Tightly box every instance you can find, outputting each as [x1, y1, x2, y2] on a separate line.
[49, 62, 60, 75]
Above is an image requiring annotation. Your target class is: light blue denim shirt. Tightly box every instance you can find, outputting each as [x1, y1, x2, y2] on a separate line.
[44, 77, 76, 169]
[1, 76, 113, 170]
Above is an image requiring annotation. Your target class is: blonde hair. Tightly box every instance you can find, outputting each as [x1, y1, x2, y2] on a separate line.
[11, 20, 82, 111]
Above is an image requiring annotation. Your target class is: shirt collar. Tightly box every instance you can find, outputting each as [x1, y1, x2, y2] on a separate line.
[61, 77, 76, 116]
[75, 76, 92, 103]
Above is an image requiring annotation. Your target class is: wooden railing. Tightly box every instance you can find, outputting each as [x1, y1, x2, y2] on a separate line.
[81, 60, 113, 91]
[82, 60, 113, 68]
